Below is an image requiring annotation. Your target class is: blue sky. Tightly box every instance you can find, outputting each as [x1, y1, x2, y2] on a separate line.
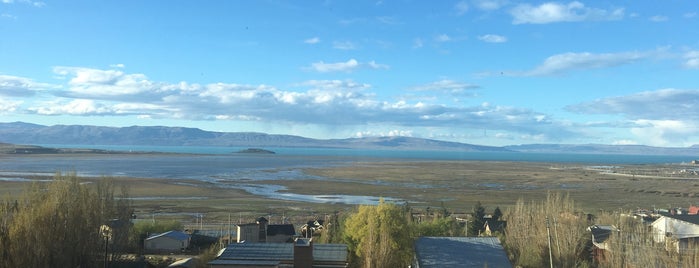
[1, 1, 698, 147]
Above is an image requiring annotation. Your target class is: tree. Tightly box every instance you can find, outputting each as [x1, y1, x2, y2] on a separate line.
[493, 206, 503, 221]
[0, 173, 132, 267]
[342, 199, 413, 268]
[468, 201, 486, 236]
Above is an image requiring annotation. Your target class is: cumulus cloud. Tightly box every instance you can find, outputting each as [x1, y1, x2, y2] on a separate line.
[629, 120, 697, 147]
[0, 97, 21, 113]
[510, 1, 624, 24]
[478, 34, 507, 43]
[520, 51, 646, 76]
[6, 67, 577, 142]
[0, 74, 55, 96]
[307, 59, 388, 73]
[53, 66, 177, 101]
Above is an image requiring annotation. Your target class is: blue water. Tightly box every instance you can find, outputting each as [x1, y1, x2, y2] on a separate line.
[2, 144, 694, 205]
[36, 144, 696, 164]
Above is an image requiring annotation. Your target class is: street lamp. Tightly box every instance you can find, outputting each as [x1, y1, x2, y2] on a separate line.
[100, 225, 112, 268]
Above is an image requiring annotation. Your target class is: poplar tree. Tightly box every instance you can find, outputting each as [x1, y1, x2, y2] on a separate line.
[0, 173, 132, 267]
[342, 199, 413, 268]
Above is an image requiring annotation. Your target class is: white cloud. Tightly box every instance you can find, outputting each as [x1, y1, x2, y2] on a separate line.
[478, 34, 507, 43]
[521, 51, 646, 76]
[332, 41, 356, 50]
[307, 59, 388, 73]
[0, 97, 21, 113]
[1, 13, 17, 19]
[684, 12, 697, 18]
[435, 34, 451, 42]
[630, 119, 697, 147]
[474, 0, 508, 11]
[413, 38, 424, 48]
[4, 67, 577, 142]
[566, 88, 699, 121]
[304, 37, 320, 44]
[29, 99, 113, 115]
[412, 79, 479, 97]
[683, 50, 699, 69]
[109, 63, 126, 68]
[649, 15, 668, 22]
[354, 130, 414, 138]
[0, 74, 55, 96]
[2, 0, 44, 6]
[455, 1, 469, 15]
[510, 1, 624, 24]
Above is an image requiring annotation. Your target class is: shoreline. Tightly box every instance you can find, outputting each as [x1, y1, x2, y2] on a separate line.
[2, 156, 698, 223]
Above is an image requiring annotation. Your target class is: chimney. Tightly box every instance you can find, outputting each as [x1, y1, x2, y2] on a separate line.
[256, 217, 268, 242]
[294, 238, 313, 268]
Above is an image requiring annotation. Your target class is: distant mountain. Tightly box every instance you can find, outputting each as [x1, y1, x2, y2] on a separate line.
[505, 144, 699, 156]
[2, 122, 698, 155]
[0, 122, 508, 152]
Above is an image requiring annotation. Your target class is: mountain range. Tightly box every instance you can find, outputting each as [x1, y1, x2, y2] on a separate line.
[1, 122, 698, 156]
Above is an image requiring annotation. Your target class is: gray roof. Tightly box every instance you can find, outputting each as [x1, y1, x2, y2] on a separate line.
[147, 230, 190, 241]
[414, 237, 512, 268]
[214, 242, 348, 263]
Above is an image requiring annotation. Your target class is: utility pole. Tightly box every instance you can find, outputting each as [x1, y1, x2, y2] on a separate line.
[546, 217, 553, 268]
[553, 217, 561, 256]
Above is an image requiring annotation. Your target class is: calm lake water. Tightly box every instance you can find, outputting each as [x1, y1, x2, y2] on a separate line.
[1, 144, 695, 205]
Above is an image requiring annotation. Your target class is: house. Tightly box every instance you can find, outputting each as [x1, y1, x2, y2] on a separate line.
[587, 225, 619, 264]
[208, 238, 348, 268]
[482, 220, 506, 236]
[266, 224, 296, 243]
[236, 217, 296, 243]
[689, 205, 699, 215]
[144, 230, 190, 252]
[413, 237, 512, 268]
[300, 219, 325, 238]
[650, 214, 699, 253]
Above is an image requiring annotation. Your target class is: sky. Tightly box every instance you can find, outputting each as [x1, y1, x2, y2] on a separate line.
[1, 1, 698, 147]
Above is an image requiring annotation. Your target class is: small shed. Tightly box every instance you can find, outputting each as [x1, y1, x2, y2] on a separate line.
[145, 230, 190, 252]
[413, 236, 512, 268]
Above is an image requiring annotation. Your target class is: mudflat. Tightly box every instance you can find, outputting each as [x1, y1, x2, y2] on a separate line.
[2, 154, 698, 223]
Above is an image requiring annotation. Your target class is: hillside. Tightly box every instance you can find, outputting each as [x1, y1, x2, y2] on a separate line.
[0, 122, 508, 152]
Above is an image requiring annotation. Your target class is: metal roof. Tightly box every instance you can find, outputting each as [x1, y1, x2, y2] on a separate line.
[215, 242, 348, 263]
[414, 237, 512, 268]
[146, 230, 190, 241]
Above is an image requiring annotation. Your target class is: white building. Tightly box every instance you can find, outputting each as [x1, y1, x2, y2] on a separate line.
[651, 215, 699, 253]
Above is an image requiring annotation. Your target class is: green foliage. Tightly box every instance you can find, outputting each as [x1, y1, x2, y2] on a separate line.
[0, 173, 132, 267]
[414, 216, 461, 237]
[130, 220, 184, 251]
[468, 201, 486, 236]
[342, 200, 413, 268]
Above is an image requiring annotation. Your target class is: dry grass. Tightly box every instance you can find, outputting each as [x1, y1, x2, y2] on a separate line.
[2, 159, 698, 223]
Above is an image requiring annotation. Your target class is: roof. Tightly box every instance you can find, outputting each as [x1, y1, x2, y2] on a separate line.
[214, 242, 348, 263]
[414, 237, 512, 268]
[664, 214, 699, 225]
[587, 225, 618, 249]
[167, 257, 199, 268]
[267, 224, 296, 236]
[147, 230, 190, 241]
